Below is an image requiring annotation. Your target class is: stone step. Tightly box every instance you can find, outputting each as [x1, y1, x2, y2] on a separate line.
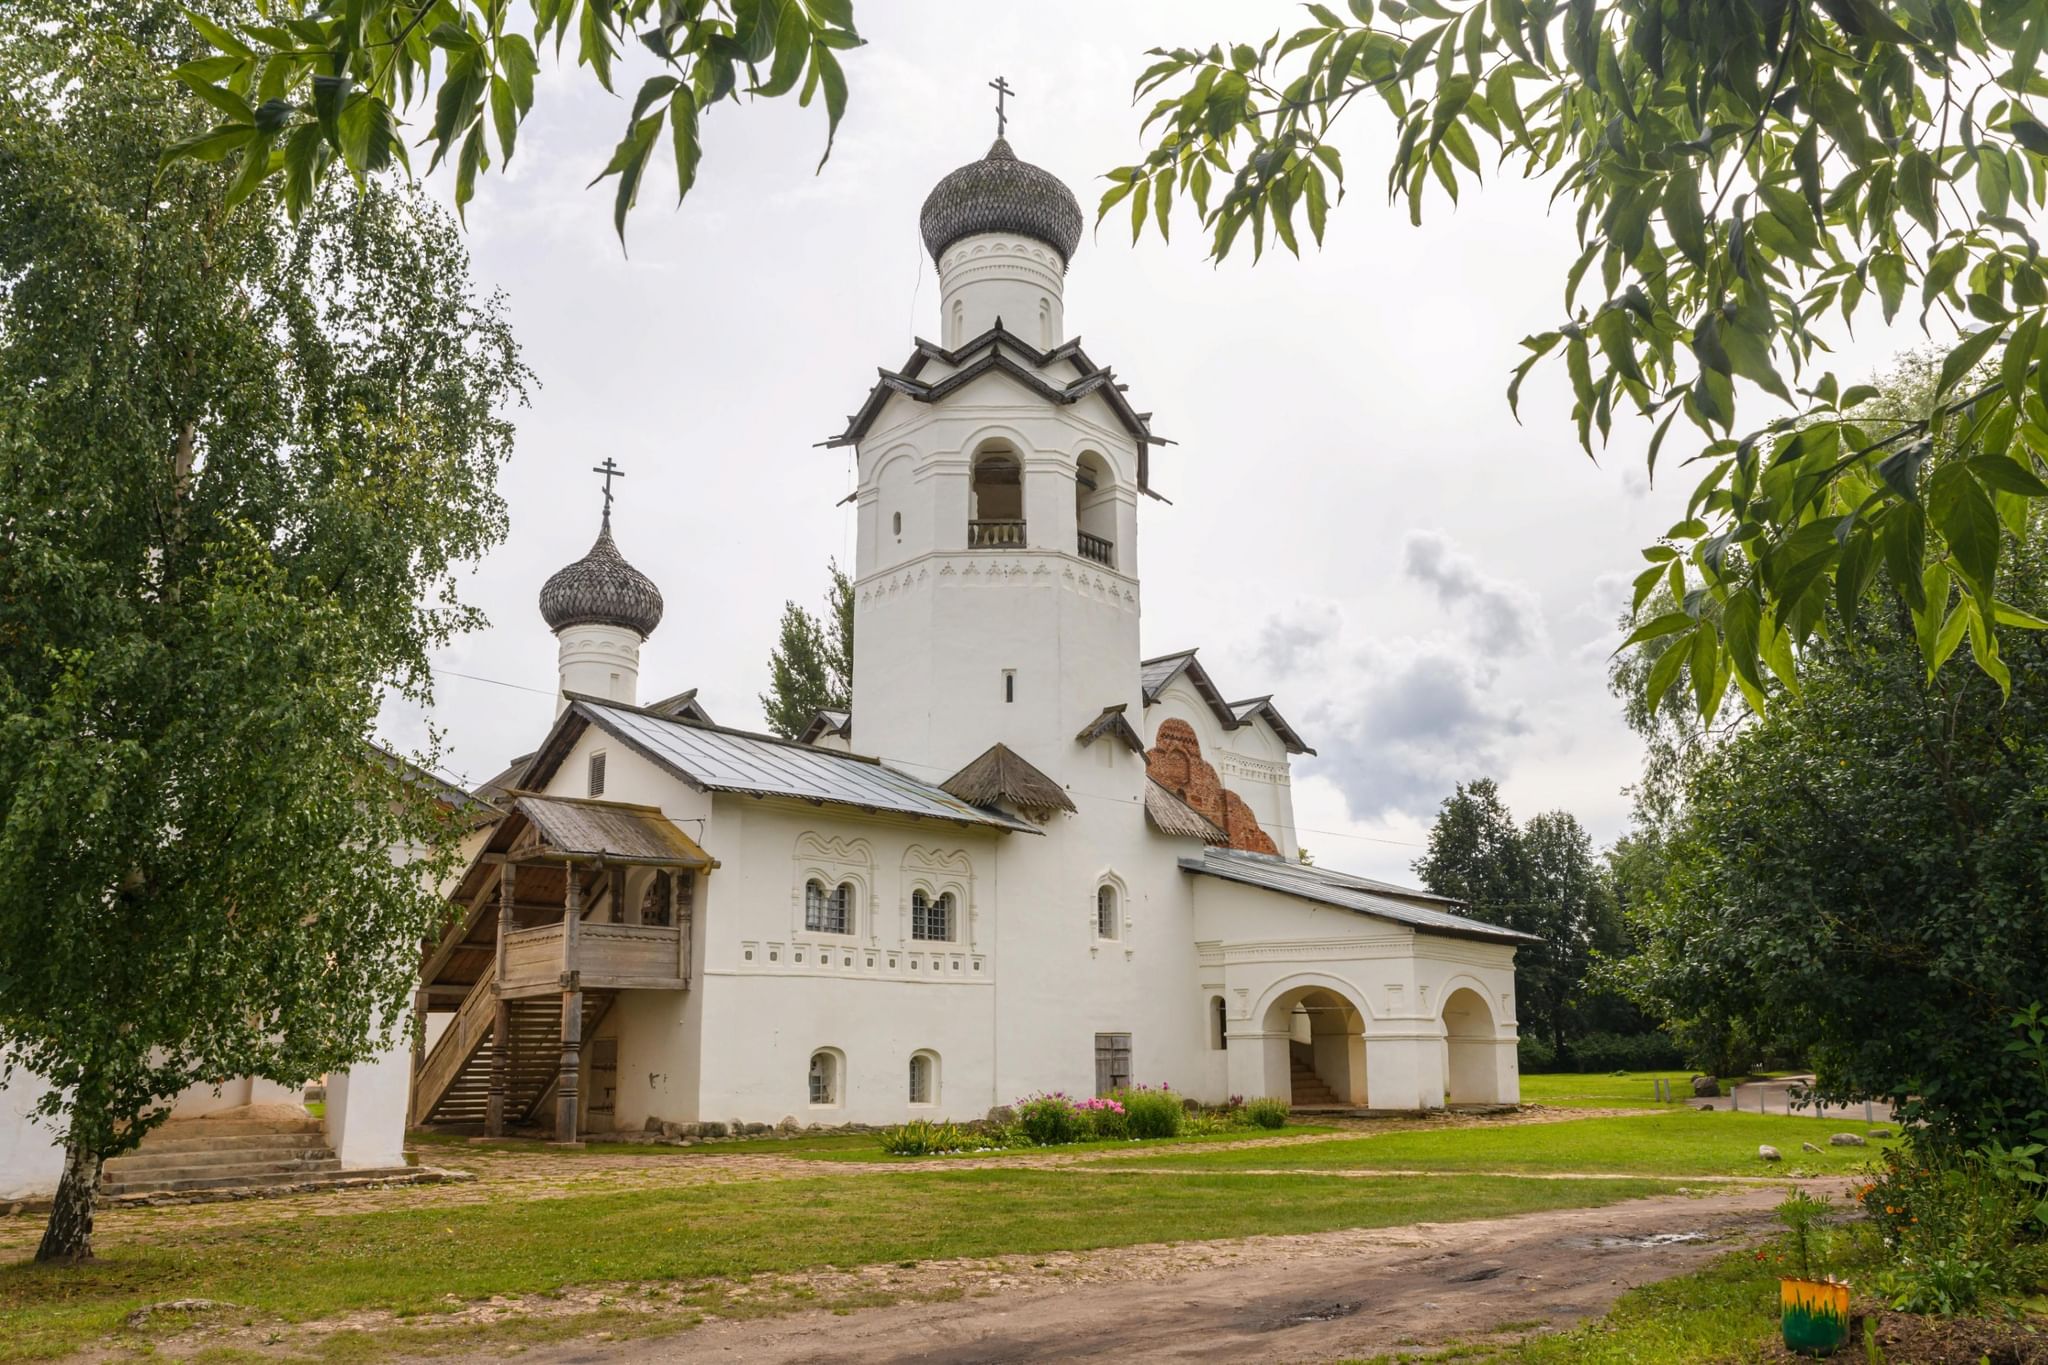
[146, 1117, 326, 1138]
[106, 1144, 333, 1176]
[102, 1158, 345, 1196]
[117, 1131, 333, 1160]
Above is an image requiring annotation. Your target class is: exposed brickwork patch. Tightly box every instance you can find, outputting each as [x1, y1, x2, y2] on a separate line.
[1146, 719, 1277, 855]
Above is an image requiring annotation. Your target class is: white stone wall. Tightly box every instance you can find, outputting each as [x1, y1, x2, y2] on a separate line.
[938, 233, 1065, 346]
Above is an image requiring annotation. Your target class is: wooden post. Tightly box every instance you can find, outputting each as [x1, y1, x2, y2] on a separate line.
[486, 863, 516, 1137]
[613, 865, 632, 925]
[677, 871, 695, 988]
[563, 861, 581, 975]
[556, 980, 583, 1143]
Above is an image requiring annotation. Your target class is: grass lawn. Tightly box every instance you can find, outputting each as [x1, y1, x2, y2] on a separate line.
[1516, 1071, 1696, 1109]
[0, 1170, 1676, 1361]
[1099, 1111, 1899, 1178]
[408, 1122, 1342, 1163]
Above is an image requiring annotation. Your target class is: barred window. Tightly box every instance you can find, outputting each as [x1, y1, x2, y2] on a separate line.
[808, 1050, 837, 1105]
[908, 1052, 936, 1104]
[1096, 884, 1119, 940]
[805, 880, 851, 934]
[912, 890, 953, 942]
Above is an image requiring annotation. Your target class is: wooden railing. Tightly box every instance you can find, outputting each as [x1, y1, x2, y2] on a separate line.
[1077, 531, 1114, 566]
[412, 958, 496, 1125]
[968, 518, 1025, 548]
[501, 920, 683, 992]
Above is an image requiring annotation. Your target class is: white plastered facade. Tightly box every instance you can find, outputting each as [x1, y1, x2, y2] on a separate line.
[455, 147, 1525, 1133]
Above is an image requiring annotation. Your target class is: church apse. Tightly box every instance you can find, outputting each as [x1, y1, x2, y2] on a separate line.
[1145, 718, 1278, 856]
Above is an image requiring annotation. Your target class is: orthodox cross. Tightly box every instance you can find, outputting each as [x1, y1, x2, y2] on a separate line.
[989, 75, 1015, 138]
[592, 457, 625, 519]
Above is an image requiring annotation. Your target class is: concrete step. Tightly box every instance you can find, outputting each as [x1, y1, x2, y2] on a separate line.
[102, 1158, 345, 1196]
[106, 1146, 331, 1178]
[115, 1131, 333, 1160]
[147, 1117, 325, 1138]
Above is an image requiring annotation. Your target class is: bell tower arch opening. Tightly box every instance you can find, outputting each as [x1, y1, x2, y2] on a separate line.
[968, 444, 1024, 549]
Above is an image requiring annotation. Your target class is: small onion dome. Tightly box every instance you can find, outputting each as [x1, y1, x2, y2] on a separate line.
[919, 137, 1083, 268]
[539, 515, 664, 638]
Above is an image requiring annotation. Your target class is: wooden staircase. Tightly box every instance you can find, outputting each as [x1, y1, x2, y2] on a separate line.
[413, 969, 612, 1130]
[1290, 1055, 1342, 1108]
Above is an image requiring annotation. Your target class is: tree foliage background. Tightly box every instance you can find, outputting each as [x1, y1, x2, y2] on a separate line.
[0, 0, 526, 1258]
[1611, 357, 2048, 1144]
[1413, 779, 1649, 1068]
[759, 561, 852, 739]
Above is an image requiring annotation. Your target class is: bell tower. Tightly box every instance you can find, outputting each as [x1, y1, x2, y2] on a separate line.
[830, 124, 1164, 796]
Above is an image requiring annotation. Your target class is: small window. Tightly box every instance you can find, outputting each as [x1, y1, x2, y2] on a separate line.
[1003, 669, 1016, 704]
[909, 1052, 936, 1105]
[587, 750, 606, 797]
[892, 510, 902, 536]
[1096, 884, 1119, 940]
[808, 1050, 838, 1106]
[1211, 996, 1229, 1051]
[806, 880, 851, 935]
[911, 890, 953, 942]
[1093, 1032, 1132, 1096]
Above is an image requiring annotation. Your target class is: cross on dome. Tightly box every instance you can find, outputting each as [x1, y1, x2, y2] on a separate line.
[988, 75, 1015, 138]
[591, 457, 626, 521]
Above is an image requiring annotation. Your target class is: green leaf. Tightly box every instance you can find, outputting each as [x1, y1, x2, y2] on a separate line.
[755, 0, 811, 98]
[811, 42, 848, 172]
[1644, 625, 1692, 710]
[1621, 611, 1696, 649]
[1897, 149, 1939, 236]
[499, 33, 539, 110]
[671, 86, 701, 201]
[1928, 463, 2001, 601]
[1938, 324, 2007, 397]
[489, 76, 517, 163]
[1968, 451, 2048, 496]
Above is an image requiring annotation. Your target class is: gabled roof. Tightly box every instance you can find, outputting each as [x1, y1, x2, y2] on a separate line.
[1178, 848, 1537, 946]
[1226, 696, 1316, 756]
[1075, 703, 1146, 754]
[472, 752, 534, 806]
[1140, 648, 1315, 755]
[501, 792, 715, 868]
[797, 708, 852, 745]
[823, 324, 1169, 497]
[521, 696, 1035, 833]
[1144, 778, 1227, 843]
[940, 743, 1076, 818]
[645, 688, 716, 726]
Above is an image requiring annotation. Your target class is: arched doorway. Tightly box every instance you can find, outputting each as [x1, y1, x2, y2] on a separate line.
[1441, 987, 1501, 1105]
[1260, 984, 1367, 1108]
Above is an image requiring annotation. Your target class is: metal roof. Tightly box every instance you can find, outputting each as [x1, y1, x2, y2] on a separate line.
[1140, 649, 1314, 754]
[1177, 848, 1537, 945]
[572, 699, 1034, 832]
[507, 793, 713, 867]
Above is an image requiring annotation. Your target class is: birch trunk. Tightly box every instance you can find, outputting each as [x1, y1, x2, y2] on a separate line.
[35, 1137, 101, 1263]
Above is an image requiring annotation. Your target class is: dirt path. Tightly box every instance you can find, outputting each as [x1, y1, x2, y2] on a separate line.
[480, 1182, 1815, 1364]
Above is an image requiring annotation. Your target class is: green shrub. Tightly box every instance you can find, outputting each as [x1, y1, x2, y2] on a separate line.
[1244, 1096, 1290, 1129]
[1859, 1141, 2048, 1315]
[1078, 1097, 1128, 1140]
[877, 1119, 991, 1156]
[1518, 1030, 1686, 1074]
[1114, 1085, 1184, 1139]
[1014, 1093, 1085, 1146]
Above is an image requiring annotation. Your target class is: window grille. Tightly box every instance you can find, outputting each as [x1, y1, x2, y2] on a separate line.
[913, 890, 952, 941]
[808, 1052, 836, 1105]
[1096, 885, 1118, 940]
[806, 880, 851, 934]
[1093, 1033, 1132, 1097]
[909, 1053, 933, 1104]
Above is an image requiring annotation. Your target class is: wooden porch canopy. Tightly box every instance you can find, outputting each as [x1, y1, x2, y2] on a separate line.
[421, 793, 715, 1005]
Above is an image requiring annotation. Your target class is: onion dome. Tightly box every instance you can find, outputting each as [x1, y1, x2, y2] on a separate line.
[539, 513, 664, 639]
[919, 137, 1084, 268]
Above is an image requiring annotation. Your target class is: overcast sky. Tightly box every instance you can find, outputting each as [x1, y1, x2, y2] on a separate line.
[378, 0, 1924, 883]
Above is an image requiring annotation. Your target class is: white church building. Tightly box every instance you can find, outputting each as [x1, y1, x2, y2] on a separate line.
[408, 135, 1532, 1138]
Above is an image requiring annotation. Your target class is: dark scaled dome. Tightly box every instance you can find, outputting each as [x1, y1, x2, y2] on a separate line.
[919, 137, 1083, 268]
[539, 514, 664, 638]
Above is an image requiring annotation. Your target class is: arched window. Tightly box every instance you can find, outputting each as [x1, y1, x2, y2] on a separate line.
[949, 298, 964, 345]
[892, 510, 902, 537]
[1038, 296, 1052, 348]
[1075, 452, 1116, 567]
[808, 1050, 839, 1106]
[912, 890, 953, 941]
[909, 1051, 938, 1104]
[1211, 995, 1229, 1051]
[1096, 884, 1119, 940]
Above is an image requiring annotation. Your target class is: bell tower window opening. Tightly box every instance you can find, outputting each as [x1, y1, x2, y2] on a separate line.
[1075, 452, 1116, 568]
[968, 447, 1023, 548]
